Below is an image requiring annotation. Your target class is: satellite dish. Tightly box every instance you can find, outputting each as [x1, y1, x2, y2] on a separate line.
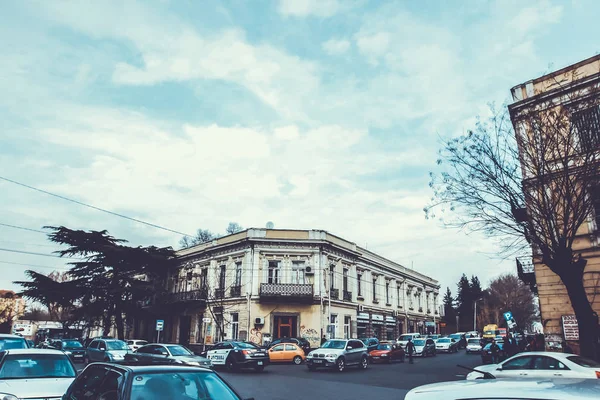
[266, 221, 274, 229]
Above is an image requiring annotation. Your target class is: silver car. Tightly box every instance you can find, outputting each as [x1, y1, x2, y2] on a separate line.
[305, 339, 368, 372]
[0, 349, 77, 400]
[86, 338, 130, 363]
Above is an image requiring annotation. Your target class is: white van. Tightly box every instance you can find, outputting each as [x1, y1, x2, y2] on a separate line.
[397, 333, 421, 348]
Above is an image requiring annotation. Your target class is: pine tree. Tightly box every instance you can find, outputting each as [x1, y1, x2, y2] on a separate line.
[442, 287, 456, 326]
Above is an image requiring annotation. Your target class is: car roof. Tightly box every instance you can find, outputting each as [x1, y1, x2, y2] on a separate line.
[88, 362, 214, 374]
[3, 349, 67, 356]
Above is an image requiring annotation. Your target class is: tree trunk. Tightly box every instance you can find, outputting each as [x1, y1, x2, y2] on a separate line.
[102, 313, 111, 337]
[561, 271, 599, 361]
[115, 310, 125, 340]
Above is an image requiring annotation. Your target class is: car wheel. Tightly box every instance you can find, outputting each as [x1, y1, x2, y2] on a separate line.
[225, 357, 237, 372]
[336, 357, 345, 372]
[293, 356, 303, 365]
[359, 356, 368, 370]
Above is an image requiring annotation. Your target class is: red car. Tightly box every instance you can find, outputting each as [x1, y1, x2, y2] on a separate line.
[369, 342, 405, 363]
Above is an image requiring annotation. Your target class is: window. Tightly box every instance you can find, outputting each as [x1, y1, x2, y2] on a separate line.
[234, 262, 242, 287]
[268, 261, 281, 284]
[344, 316, 351, 339]
[385, 281, 390, 304]
[533, 356, 569, 370]
[0, 353, 76, 379]
[130, 372, 239, 400]
[329, 265, 335, 289]
[372, 277, 377, 301]
[272, 344, 284, 352]
[219, 265, 226, 289]
[357, 272, 363, 296]
[88, 340, 99, 349]
[291, 261, 305, 284]
[397, 285, 402, 307]
[502, 356, 534, 370]
[329, 314, 338, 338]
[566, 355, 600, 368]
[284, 344, 296, 351]
[200, 268, 208, 290]
[572, 105, 600, 153]
[67, 366, 123, 400]
[231, 313, 239, 341]
[349, 340, 363, 349]
[343, 269, 348, 292]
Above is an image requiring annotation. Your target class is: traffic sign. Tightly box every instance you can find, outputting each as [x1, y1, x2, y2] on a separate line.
[156, 319, 164, 331]
[503, 311, 513, 321]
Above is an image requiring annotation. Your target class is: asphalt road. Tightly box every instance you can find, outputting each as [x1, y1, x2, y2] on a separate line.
[219, 350, 483, 400]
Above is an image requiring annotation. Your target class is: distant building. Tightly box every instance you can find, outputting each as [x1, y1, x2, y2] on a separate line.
[509, 54, 600, 352]
[135, 229, 440, 348]
[0, 290, 25, 332]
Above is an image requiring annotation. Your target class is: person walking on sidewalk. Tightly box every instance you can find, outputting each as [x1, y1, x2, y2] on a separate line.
[406, 338, 416, 364]
[490, 339, 500, 364]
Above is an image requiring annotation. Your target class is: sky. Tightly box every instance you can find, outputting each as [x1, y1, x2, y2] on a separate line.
[1, 0, 599, 298]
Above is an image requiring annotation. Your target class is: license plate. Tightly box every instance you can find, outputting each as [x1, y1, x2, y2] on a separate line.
[74, 355, 83, 358]
[313, 359, 323, 364]
[257, 361, 263, 366]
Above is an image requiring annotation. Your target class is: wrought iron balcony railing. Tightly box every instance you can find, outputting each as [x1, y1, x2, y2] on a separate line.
[230, 285, 242, 297]
[343, 290, 352, 301]
[330, 288, 339, 300]
[259, 283, 313, 299]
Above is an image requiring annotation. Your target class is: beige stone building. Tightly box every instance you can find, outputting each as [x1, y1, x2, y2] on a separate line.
[135, 229, 439, 348]
[0, 290, 26, 329]
[509, 54, 600, 352]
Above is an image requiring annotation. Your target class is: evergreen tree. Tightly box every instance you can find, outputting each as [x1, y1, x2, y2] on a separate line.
[442, 287, 456, 326]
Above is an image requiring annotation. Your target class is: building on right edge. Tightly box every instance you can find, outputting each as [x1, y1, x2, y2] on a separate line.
[509, 54, 600, 356]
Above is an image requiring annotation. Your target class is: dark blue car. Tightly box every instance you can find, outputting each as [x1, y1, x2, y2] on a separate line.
[360, 338, 380, 352]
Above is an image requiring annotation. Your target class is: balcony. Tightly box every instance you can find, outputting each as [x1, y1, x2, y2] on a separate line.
[516, 257, 537, 295]
[214, 288, 225, 299]
[330, 288, 339, 300]
[230, 285, 242, 297]
[259, 283, 314, 303]
[165, 289, 207, 305]
[343, 290, 352, 302]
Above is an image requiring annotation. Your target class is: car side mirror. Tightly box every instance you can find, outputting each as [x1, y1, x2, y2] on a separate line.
[347, 346, 353, 350]
[99, 346, 106, 351]
[496, 367, 502, 371]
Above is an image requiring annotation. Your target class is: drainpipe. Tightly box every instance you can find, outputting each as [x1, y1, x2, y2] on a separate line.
[247, 244, 254, 339]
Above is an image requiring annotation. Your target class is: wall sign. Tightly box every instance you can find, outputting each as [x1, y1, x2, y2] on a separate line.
[561, 315, 579, 341]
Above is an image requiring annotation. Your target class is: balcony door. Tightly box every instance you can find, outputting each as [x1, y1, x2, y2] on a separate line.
[274, 315, 297, 339]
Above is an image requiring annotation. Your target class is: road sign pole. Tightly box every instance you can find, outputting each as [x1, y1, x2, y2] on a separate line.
[157, 329, 160, 343]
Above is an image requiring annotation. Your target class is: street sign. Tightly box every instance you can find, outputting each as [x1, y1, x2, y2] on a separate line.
[156, 319, 164, 331]
[503, 311, 513, 321]
[561, 315, 579, 340]
[202, 317, 211, 323]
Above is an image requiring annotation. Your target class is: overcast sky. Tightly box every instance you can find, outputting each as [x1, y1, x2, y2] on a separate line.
[1, 0, 599, 296]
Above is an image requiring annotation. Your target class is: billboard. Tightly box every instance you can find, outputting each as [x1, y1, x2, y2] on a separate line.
[12, 322, 34, 337]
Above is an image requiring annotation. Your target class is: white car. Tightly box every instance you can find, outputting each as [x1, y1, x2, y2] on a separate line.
[0, 349, 77, 399]
[465, 338, 482, 354]
[406, 377, 600, 400]
[126, 339, 148, 351]
[397, 333, 421, 348]
[435, 337, 458, 353]
[466, 352, 600, 380]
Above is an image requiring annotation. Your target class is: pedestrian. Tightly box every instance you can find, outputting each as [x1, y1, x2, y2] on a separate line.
[490, 339, 500, 364]
[562, 341, 573, 354]
[406, 338, 416, 364]
[320, 334, 327, 346]
[505, 333, 516, 357]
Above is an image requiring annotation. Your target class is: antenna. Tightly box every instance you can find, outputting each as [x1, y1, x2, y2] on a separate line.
[266, 221, 274, 229]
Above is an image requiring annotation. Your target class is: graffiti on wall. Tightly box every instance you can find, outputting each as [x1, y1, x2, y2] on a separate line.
[249, 327, 262, 345]
[300, 325, 320, 348]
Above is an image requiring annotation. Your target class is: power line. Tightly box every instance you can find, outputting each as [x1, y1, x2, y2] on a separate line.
[0, 222, 46, 234]
[0, 240, 57, 248]
[0, 260, 69, 271]
[0, 247, 77, 259]
[0, 175, 193, 237]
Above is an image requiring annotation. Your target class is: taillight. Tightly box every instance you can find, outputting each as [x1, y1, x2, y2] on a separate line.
[595, 371, 600, 379]
[242, 350, 250, 355]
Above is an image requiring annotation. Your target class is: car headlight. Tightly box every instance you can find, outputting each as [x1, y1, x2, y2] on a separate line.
[307, 352, 314, 358]
[186, 361, 201, 366]
[0, 393, 18, 400]
[65, 351, 72, 355]
[325, 353, 337, 359]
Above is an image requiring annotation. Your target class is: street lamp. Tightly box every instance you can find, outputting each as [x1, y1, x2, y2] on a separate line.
[474, 298, 483, 332]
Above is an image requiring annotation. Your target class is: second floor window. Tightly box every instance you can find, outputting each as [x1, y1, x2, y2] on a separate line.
[343, 269, 348, 292]
[234, 262, 242, 287]
[200, 268, 208, 290]
[219, 265, 226, 289]
[268, 261, 281, 284]
[372, 277, 377, 301]
[572, 105, 600, 153]
[385, 281, 390, 304]
[357, 272, 362, 296]
[291, 261, 305, 284]
[329, 265, 335, 290]
[397, 285, 401, 307]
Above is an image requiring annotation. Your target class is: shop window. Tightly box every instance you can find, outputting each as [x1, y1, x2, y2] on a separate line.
[329, 314, 338, 338]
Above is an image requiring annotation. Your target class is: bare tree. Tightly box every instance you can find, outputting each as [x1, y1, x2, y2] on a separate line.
[179, 229, 215, 248]
[426, 73, 600, 359]
[483, 274, 538, 331]
[225, 222, 243, 235]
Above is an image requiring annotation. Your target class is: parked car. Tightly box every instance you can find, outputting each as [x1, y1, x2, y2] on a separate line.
[449, 333, 466, 349]
[63, 362, 247, 400]
[268, 337, 311, 354]
[0, 349, 77, 399]
[406, 377, 600, 400]
[50, 338, 87, 363]
[126, 339, 148, 352]
[306, 339, 368, 372]
[466, 338, 483, 354]
[83, 335, 114, 348]
[480, 340, 507, 364]
[426, 334, 440, 341]
[125, 343, 212, 368]
[86, 338, 130, 363]
[435, 337, 459, 353]
[359, 337, 380, 352]
[369, 341, 405, 363]
[206, 341, 269, 372]
[412, 338, 436, 357]
[268, 342, 305, 365]
[0, 334, 29, 351]
[397, 333, 421, 348]
[467, 352, 600, 380]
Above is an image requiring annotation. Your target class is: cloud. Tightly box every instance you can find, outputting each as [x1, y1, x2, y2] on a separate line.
[278, 0, 342, 17]
[322, 38, 351, 55]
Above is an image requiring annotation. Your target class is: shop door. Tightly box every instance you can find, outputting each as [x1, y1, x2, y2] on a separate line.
[274, 316, 297, 339]
[179, 316, 191, 346]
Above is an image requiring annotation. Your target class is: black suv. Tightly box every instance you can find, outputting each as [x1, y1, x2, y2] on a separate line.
[207, 341, 269, 372]
[268, 337, 311, 354]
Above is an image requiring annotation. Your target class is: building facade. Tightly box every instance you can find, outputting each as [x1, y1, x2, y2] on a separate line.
[0, 290, 25, 332]
[509, 54, 600, 353]
[136, 229, 439, 349]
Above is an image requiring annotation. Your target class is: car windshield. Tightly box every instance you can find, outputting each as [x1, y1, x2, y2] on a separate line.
[107, 341, 128, 350]
[399, 335, 415, 341]
[0, 353, 76, 379]
[437, 339, 450, 343]
[236, 342, 260, 350]
[567, 356, 600, 368]
[167, 345, 193, 356]
[321, 340, 346, 349]
[376, 344, 392, 350]
[63, 340, 83, 348]
[468, 339, 480, 344]
[0, 338, 27, 351]
[413, 340, 425, 346]
[449, 334, 461, 339]
[130, 371, 239, 400]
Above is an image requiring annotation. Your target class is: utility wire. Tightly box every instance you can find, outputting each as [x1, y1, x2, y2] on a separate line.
[0, 247, 78, 259]
[0, 175, 193, 237]
[0, 240, 57, 248]
[0, 260, 69, 271]
[0, 222, 46, 234]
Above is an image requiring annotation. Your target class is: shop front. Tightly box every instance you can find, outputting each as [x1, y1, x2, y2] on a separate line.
[357, 312, 397, 340]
